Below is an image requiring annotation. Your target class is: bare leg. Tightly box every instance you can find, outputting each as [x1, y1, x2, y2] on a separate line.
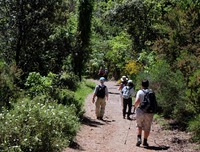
[143, 131, 150, 147]
[144, 131, 150, 139]
[136, 127, 142, 146]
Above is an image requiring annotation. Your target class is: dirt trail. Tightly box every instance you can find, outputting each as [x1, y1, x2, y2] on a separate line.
[64, 80, 199, 152]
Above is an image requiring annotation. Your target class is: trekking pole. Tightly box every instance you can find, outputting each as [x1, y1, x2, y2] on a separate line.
[124, 107, 136, 144]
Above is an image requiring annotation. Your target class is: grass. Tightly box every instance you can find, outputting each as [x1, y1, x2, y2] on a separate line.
[75, 79, 96, 103]
[154, 114, 170, 130]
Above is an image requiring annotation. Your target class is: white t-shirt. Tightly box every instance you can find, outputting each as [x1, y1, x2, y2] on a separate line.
[135, 89, 149, 114]
[136, 89, 151, 103]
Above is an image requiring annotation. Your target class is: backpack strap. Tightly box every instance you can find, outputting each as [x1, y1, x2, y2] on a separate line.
[97, 85, 106, 92]
[142, 89, 149, 94]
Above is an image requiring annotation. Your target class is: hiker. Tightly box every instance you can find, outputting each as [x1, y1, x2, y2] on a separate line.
[92, 77, 108, 120]
[133, 79, 154, 147]
[104, 68, 108, 81]
[121, 80, 135, 120]
[118, 76, 128, 91]
[118, 76, 128, 107]
[98, 66, 105, 78]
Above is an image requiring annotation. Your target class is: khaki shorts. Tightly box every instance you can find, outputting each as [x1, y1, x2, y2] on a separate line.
[136, 108, 154, 131]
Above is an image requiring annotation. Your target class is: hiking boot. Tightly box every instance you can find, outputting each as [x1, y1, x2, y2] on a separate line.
[143, 142, 149, 147]
[136, 138, 141, 146]
[143, 139, 149, 147]
[127, 116, 131, 120]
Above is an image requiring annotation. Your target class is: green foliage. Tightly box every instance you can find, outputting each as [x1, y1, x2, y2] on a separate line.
[0, 0, 78, 77]
[25, 71, 83, 117]
[25, 72, 57, 98]
[72, 0, 94, 80]
[106, 31, 132, 70]
[0, 98, 79, 152]
[0, 61, 21, 109]
[186, 69, 200, 114]
[59, 72, 79, 91]
[55, 88, 83, 116]
[137, 60, 186, 118]
[188, 114, 200, 142]
[74, 80, 95, 102]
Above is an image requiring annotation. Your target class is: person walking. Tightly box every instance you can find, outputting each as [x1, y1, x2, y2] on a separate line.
[121, 80, 135, 120]
[118, 76, 128, 91]
[92, 77, 108, 120]
[118, 76, 128, 107]
[98, 66, 105, 78]
[104, 68, 108, 81]
[133, 79, 155, 147]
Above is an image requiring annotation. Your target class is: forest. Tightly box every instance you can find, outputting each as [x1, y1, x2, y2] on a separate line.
[0, 0, 199, 151]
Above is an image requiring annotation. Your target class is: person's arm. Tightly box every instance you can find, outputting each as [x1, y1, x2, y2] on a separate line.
[118, 83, 122, 90]
[133, 90, 141, 108]
[134, 97, 140, 107]
[105, 94, 108, 101]
[92, 93, 96, 103]
[105, 86, 109, 101]
[92, 86, 98, 103]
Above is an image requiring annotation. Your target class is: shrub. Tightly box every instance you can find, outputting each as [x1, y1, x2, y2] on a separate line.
[136, 60, 186, 117]
[25, 72, 84, 116]
[188, 114, 200, 142]
[0, 61, 22, 109]
[59, 72, 79, 91]
[0, 97, 80, 152]
[55, 88, 83, 116]
[25, 72, 57, 98]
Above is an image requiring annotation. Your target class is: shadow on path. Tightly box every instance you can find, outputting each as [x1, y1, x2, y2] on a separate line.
[143, 145, 170, 151]
[68, 116, 114, 151]
[69, 141, 84, 151]
[80, 116, 105, 127]
[108, 91, 120, 95]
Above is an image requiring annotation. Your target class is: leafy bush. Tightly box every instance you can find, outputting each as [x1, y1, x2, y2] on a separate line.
[73, 80, 96, 116]
[0, 97, 80, 152]
[59, 72, 79, 91]
[136, 60, 186, 118]
[55, 88, 83, 116]
[25, 72, 57, 98]
[188, 114, 200, 142]
[25, 72, 83, 116]
[0, 61, 22, 109]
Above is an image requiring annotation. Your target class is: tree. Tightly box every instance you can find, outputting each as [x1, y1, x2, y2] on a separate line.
[0, 0, 76, 79]
[72, 0, 94, 81]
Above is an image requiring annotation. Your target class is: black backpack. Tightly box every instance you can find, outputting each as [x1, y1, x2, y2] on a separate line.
[139, 89, 157, 113]
[96, 85, 106, 98]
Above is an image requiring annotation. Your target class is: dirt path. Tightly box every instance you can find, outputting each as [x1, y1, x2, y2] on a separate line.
[64, 80, 199, 152]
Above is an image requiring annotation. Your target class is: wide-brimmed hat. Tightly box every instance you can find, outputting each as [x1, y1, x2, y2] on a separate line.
[121, 76, 128, 81]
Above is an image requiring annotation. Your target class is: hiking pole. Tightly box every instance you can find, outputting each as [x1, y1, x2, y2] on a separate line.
[124, 107, 136, 144]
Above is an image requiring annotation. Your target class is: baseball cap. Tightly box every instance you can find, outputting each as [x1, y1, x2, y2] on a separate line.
[99, 77, 105, 81]
[128, 80, 133, 83]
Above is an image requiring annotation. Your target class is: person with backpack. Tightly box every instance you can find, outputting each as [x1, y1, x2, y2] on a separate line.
[118, 76, 128, 107]
[92, 77, 108, 120]
[121, 80, 135, 120]
[133, 79, 157, 147]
